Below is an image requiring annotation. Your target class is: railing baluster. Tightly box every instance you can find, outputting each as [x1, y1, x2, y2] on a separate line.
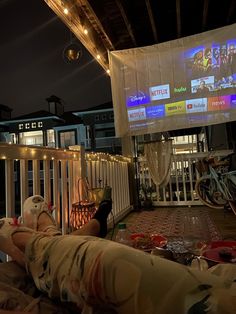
[43, 159, 51, 202]
[20, 159, 29, 213]
[61, 160, 68, 234]
[5, 159, 15, 217]
[53, 159, 60, 226]
[33, 160, 40, 195]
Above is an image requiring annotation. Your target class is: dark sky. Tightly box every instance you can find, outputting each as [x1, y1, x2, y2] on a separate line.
[0, 0, 112, 117]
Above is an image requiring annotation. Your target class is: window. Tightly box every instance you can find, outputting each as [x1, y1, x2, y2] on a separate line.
[47, 129, 55, 147]
[19, 131, 44, 146]
[95, 115, 100, 121]
[59, 130, 76, 148]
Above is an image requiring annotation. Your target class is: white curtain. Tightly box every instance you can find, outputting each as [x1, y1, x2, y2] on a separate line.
[144, 140, 172, 187]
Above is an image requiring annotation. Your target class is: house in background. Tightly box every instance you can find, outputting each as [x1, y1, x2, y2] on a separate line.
[73, 102, 121, 154]
[0, 95, 122, 154]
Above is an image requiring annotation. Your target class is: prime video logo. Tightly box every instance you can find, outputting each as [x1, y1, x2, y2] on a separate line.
[126, 91, 150, 107]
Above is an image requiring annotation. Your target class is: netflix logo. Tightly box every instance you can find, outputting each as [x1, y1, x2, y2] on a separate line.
[128, 108, 146, 122]
[149, 84, 170, 101]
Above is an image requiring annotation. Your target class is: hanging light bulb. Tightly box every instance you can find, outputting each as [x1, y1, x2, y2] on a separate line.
[63, 31, 82, 63]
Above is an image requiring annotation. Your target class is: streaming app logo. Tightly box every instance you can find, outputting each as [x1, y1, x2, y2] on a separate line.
[230, 94, 236, 108]
[126, 91, 150, 107]
[165, 101, 186, 116]
[186, 98, 207, 113]
[149, 84, 170, 101]
[146, 105, 165, 118]
[173, 86, 187, 94]
[208, 96, 230, 111]
[127, 107, 146, 122]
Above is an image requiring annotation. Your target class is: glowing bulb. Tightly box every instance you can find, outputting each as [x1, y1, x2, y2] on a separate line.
[96, 54, 101, 60]
[83, 29, 88, 35]
[106, 69, 110, 74]
[64, 8, 69, 14]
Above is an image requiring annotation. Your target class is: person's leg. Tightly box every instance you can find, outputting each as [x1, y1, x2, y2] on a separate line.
[23, 195, 112, 238]
[0, 218, 35, 267]
[11, 231, 235, 314]
[37, 199, 112, 237]
[70, 219, 100, 236]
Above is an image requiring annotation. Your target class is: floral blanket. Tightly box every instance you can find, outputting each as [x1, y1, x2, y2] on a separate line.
[0, 261, 78, 313]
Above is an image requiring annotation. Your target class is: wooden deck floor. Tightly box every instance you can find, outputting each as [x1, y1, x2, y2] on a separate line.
[108, 206, 236, 241]
[207, 206, 236, 240]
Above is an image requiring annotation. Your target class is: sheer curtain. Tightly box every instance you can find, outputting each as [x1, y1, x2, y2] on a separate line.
[144, 140, 173, 187]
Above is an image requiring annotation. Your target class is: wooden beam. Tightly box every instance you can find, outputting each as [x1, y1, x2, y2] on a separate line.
[176, 0, 181, 38]
[115, 0, 137, 47]
[145, 0, 158, 43]
[202, 0, 209, 31]
[227, 0, 236, 24]
[78, 0, 115, 50]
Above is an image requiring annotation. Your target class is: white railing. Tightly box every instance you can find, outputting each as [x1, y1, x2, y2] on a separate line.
[85, 152, 131, 225]
[0, 143, 82, 234]
[138, 150, 233, 206]
[0, 143, 132, 235]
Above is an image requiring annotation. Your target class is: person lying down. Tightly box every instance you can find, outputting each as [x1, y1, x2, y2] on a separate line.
[0, 195, 236, 314]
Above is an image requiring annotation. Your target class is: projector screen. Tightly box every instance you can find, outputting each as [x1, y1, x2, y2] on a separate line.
[109, 23, 236, 137]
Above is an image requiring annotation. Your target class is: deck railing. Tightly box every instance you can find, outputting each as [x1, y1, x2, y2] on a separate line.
[138, 150, 233, 206]
[0, 143, 132, 235]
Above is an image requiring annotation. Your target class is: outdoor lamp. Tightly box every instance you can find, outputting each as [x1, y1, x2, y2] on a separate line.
[64, 43, 82, 62]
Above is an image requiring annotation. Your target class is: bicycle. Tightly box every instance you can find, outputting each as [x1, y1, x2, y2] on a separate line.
[195, 153, 236, 215]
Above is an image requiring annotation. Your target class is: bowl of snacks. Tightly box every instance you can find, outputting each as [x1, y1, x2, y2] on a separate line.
[130, 233, 167, 252]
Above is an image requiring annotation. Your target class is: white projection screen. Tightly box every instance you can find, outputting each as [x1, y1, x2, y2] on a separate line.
[109, 23, 236, 137]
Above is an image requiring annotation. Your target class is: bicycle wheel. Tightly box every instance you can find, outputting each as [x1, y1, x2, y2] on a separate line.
[227, 177, 236, 215]
[195, 176, 227, 209]
[229, 201, 236, 215]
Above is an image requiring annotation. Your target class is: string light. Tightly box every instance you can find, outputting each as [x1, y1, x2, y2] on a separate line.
[85, 152, 131, 163]
[63, 7, 69, 14]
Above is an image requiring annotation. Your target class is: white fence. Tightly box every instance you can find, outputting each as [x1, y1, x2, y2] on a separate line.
[0, 143, 132, 235]
[138, 150, 233, 206]
[85, 152, 131, 225]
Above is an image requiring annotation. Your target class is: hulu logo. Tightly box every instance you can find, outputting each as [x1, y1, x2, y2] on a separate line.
[174, 87, 187, 93]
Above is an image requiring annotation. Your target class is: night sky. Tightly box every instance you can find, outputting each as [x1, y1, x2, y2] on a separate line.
[0, 0, 112, 117]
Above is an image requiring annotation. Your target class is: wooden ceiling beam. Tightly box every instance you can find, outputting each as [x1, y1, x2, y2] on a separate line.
[202, 0, 209, 31]
[115, 0, 137, 47]
[227, 0, 236, 24]
[145, 0, 158, 43]
[77, 0, 115, 50]
[176, 0, 181, 38]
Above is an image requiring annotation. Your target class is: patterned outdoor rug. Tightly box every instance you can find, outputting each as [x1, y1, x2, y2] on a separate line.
[126, 207, 222, 241]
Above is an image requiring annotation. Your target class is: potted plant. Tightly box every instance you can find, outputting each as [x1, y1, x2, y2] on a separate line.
[140, 183, 153, 210]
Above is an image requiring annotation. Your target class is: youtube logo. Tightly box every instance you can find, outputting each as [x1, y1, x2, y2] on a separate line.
[187, 104, 193, 109]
